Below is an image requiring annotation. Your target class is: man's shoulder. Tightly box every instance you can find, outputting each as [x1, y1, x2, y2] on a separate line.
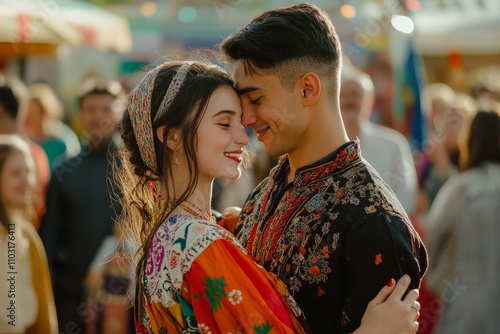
[362, 123, 411, 151]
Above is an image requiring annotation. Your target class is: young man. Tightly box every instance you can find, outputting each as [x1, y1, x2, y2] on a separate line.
[221, 3, 427, 333]
[39, 81, 124, 333]
[340, 70, 418, 216]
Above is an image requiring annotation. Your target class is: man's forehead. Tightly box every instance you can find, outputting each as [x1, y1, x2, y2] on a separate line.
[232, 62, 274, 91]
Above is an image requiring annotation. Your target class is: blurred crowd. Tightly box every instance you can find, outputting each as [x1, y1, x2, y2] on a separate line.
[0, 60, 499, 334]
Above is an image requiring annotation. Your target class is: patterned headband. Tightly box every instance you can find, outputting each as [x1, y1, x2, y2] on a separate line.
[128, 61, 194, 177]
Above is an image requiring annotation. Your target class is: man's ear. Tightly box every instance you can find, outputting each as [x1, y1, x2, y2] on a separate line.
[297, 72, 322, 106]
[157, 126, 182, 151]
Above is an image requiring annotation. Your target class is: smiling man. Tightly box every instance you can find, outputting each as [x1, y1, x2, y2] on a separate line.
[221, 3, 428, 333]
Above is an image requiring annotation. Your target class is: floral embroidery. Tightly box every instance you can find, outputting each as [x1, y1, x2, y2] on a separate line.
[331, 233, 339, 251]
[375, 253, 383, 265]
[204, 276, 227, 312]
[341, 309, 350, 326]
[237, 141, 409, 298]
[198, 323, 212, 334]
[232, 140, 422, 333]
[302, 251, 332, 283]
[170, 250, 180, 269]
[321, 246, 329, 258]
[228, 289, 243, 305]
[254, 322, 273, 334]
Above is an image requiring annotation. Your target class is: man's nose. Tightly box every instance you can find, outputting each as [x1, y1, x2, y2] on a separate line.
[241, 107, 257, 128]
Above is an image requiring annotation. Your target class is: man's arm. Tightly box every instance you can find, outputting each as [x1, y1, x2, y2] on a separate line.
[39, 171, 65, 270]
[341, 214, 427, 333]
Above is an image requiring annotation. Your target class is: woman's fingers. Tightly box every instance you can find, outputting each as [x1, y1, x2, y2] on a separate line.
[403, 288, 420, 308]
[387, 274, 412, 302]
[370, 278, 397, 305]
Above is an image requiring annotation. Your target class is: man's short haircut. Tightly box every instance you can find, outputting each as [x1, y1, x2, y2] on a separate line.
[341, 69, 375, 98]
[220, 3, 342, 96]
[0, 76, 19, 119]
[78, 78, 123, 107]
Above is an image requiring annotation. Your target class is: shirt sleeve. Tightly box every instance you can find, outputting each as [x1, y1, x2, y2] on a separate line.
[24, 222, 59, 334]
[424, 178, 464, 294]
[183, 238, 308, 334]
[341, 214, 427, 332]
[389, 138, 418, 216]
[39, 170, 66, 270]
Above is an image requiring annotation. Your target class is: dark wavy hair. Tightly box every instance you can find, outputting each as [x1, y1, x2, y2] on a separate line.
[461, 110, 500, 171]
[116, 61, 235, 317]
[220, 3, 342, 98]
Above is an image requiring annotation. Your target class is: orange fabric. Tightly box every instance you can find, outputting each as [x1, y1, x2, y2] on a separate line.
[141, 238, 306, 333]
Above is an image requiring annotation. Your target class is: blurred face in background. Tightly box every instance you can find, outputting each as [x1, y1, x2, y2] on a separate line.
[25, 99, 45, 136]
[0, 151, 33, 212]
[340, 80, 364, 125]
[80, 93, 120, 143]
[340, 80, 373, 126]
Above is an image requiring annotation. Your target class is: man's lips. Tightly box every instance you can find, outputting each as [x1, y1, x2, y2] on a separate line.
[254, 126, 270, 141]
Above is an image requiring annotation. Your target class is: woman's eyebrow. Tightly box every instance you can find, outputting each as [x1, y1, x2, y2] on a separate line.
[212, 110, 236, 118]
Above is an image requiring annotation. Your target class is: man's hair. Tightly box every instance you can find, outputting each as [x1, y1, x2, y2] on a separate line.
[220, 3, 342, 96]
[341, 69, 375, 98]
[78, 79, 123, 107]
[0, 84, 19, 119]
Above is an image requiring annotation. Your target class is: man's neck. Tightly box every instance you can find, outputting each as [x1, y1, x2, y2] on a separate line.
[287, 113, 349, 183]
[344, 121, 361, 141]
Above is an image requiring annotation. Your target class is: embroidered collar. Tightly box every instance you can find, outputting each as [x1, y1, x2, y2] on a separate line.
[271, 141, 361, 188]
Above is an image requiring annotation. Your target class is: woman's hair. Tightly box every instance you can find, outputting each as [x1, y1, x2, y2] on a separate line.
[0, 135, 36, 230]
[460, 110, 500, 171]
[28, 83, 64, 119]
[220, 3, 342, 98]
[116, 61, 235, 309]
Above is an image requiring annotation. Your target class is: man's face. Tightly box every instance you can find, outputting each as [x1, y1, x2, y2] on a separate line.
[80, 93, 119, 141]
[339, 80, 364, 125]
[233, 61, 304, 158]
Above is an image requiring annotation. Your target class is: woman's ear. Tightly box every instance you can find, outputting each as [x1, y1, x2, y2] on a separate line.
[298, 72, 321, 106]
[156, 126, 166, 143]
[164, 127, 182, 151]
[156, 126, 181, 150]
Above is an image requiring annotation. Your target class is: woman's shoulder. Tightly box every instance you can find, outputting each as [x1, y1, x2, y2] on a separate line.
[153, 215, 233, 257]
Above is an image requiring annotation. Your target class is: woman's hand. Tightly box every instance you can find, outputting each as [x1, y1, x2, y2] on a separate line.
[355, 275, 420, 334]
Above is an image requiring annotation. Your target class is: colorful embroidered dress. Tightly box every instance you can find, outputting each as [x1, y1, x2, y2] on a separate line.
[235, 141, 428, 333]
[135, 214, 309, 334]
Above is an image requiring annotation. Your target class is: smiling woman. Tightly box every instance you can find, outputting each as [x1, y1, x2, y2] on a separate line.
[0, 135, 58, 334]
[117, 60, 310, 333]
[116, 59, 421, 334]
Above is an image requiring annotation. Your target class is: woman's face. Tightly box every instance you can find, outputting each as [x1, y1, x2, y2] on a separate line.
[196, 86, 249, 182]
[0, 151, 33, 212]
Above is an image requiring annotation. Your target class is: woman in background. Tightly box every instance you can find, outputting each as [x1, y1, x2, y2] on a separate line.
[0, 135, 58, 333]
[426, 110, 500, 334]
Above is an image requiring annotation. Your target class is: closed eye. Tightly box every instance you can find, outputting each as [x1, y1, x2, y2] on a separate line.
[249, 97, 262, 105]
[218, 123, 231, 128]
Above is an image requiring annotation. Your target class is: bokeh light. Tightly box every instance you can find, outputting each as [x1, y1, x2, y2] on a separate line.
[178, 6, 197, 23]
[340, 4, 356, 19]
[140, 2, 156, 17]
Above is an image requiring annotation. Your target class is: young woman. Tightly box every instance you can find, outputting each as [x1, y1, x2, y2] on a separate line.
[118, 61, 420, 333]
[0, 135, 58, 333]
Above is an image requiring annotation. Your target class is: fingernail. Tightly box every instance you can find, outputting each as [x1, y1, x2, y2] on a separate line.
[387, 278, 395, 287]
